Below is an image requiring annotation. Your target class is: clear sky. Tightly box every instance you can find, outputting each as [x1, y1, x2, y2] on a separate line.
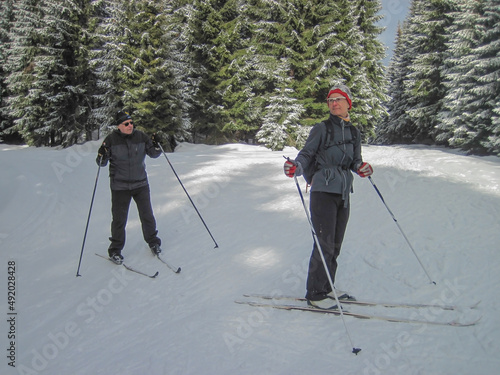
[377, 0, 411, 65]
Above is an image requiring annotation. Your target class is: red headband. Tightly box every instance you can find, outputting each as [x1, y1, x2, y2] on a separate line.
[327, 89, 352, 110]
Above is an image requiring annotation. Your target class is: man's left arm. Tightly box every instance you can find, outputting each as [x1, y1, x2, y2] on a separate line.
[145, 133, 162, 158]
[351, 127, 373, 177]
[351, 127, 363, 171]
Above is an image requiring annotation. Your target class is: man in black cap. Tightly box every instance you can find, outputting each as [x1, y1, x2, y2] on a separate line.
[96, 110, 162, 264]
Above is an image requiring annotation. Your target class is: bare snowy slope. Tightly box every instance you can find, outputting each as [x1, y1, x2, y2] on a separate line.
[1, 142, 499, 375]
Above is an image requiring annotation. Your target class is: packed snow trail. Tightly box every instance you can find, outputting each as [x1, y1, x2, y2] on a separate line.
[1, 142, 499, 375]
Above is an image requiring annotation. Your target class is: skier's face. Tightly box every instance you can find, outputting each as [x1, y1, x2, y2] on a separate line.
[327, 94, 349, 118]
[118, 120, 134, 135]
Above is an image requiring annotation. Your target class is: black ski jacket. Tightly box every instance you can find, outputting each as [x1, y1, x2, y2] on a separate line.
[96, 129, 161, 190]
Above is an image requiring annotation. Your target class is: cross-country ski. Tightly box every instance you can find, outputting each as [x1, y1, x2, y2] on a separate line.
[95, 253, 159, 278]
[242, 294, 480, 311]
[235, 300, 481, 327]
[156, 254, 181, 273]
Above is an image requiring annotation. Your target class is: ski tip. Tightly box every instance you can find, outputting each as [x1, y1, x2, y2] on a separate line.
[176, 267, 181, 273]
[352, 348, 362, 355]
[152, 271, 159, 278]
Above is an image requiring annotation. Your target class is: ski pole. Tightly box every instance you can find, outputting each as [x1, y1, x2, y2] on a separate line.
[287, 158, 360, 354]
[368, 176, 435, 285]
[158, 143, 219, 248]
[76, 156, 103, 277]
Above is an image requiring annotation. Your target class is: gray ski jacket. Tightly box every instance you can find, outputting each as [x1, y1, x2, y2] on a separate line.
[295, 115, 363, 202]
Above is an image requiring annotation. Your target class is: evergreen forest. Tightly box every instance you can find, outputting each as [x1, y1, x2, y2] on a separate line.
[0, 0, 499, 155]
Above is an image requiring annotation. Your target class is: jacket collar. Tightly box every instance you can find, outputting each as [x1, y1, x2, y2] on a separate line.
[329, 114, 351, 125]
[114, 128, 135, 138]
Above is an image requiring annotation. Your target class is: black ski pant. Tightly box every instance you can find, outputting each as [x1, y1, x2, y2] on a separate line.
[108, 185, 160, 255]
[305, 192, 350, 301]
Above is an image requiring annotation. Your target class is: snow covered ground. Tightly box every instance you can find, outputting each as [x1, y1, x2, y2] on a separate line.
[1, 141, 499, 375]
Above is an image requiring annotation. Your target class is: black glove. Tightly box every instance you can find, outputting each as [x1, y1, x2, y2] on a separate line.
[98, 143, 110, 159]
[151, 133, 160, 148]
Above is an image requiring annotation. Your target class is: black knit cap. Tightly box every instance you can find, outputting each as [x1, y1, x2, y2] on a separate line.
[115, 110, 132, 125]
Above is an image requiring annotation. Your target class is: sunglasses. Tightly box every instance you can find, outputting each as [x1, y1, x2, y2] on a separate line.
[122, 121, 134, 126]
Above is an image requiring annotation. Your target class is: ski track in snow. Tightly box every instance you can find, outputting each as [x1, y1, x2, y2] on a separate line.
[1, 142, 499, 375]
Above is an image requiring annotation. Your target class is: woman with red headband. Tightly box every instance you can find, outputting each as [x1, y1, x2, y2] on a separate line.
[283, 84, 373, 309]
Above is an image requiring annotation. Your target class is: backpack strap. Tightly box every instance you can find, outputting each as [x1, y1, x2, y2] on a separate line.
[304, 119, 357, 189]
[303, 120, 329, 189]
[350, 123, 358, 144]
[321, 119, 334, 149]
[324, 117, 359, 168]
[323, 117, 357, 148]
